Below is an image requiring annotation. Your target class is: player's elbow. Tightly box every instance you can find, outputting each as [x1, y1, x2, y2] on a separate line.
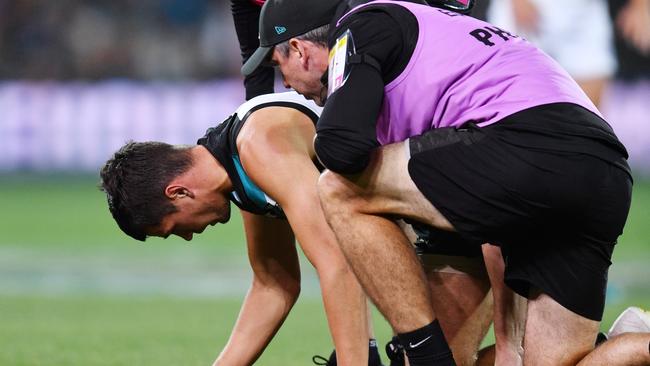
[314, 132, 374, 175]
[277, 273, 301, 303]
[252, 268, 301, 304]
[283, 281, 301, 305]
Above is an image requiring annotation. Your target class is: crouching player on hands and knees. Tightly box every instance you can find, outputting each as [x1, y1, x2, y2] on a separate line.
[99, 91, 384, 366]
[241, 0, 650, 364]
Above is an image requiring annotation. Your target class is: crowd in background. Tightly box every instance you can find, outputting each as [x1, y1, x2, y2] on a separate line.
[0, 0, 648, 81]
[0, 0, 240, 80]
[0, 0, 649, 172]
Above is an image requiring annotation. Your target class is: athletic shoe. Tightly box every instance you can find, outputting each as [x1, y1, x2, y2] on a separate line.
[608, 306, 650, 338]
[312, 350, 336, 366]
[313, 347, 385, 366]
[385, 336, 406, 366]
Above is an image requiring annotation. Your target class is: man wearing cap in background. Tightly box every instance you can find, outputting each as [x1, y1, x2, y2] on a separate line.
[242, 1, 512, 364]
[231, 0, 275, 101]
[230, 2, 388, 365]
[234, 1, 501, 366]
[241, 0, 646, 365]
[245, 1, 515, 365]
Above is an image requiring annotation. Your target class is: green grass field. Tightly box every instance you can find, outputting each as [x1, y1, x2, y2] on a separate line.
[0, 174, 648, 365]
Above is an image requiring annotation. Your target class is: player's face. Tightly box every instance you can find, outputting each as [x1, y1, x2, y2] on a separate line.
[146, 191, 231, 241]
[270, 42, 328, 106]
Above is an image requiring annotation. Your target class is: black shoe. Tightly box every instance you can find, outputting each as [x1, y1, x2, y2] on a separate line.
[313, 347, 385, 366]
[385, 336, 405, 366]
[313, 350, 337, 365]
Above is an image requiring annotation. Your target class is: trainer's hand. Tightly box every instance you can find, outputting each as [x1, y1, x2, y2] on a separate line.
[617, 0, 650, 54]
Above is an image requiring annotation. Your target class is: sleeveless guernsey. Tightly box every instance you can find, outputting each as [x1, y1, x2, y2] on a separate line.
[198, 92, 322, 218]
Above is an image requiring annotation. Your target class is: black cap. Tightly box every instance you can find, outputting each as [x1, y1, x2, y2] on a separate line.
[241, 0, 341, 76]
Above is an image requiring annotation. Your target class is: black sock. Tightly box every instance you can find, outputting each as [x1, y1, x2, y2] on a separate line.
[397, 320, 455, 366]
[369, 338, 383, 366]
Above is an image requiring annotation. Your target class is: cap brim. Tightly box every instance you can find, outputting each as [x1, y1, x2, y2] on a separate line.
[241, 46, 273, 77]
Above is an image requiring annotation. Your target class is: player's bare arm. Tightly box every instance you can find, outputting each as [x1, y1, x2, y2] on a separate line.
[213, 211, 300, 366]
[236, 106, 370, 365]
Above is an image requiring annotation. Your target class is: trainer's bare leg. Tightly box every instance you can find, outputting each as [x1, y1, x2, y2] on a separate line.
[422, 256, 493, 365]
[523, 290, 599, 366]
[578, 332, 650, 366]
[319, 141, 536, 364]
[318, 141, 453, 334]
[388, 269, 493, 366]
[399, 221, 494, 364]
[422, 256, 492, 365]
[482, 244, 527, 366]
[319, 190, 434, 332]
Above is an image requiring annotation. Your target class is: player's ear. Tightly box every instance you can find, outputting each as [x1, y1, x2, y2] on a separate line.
[164, 185, 195, 200]
[290, 39, 307, 64]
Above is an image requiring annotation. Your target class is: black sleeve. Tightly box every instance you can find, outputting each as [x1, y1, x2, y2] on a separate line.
[315, 63, 384, 174]
[231, 0, 274, 100]
[314, 10, 411, 174]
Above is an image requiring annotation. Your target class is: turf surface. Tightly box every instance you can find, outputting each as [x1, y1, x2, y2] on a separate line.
[0, 174, 648, 365]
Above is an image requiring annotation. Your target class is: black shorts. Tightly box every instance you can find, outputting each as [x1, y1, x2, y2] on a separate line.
[407, 221, 483, 257]
[407, 103, 633, 321]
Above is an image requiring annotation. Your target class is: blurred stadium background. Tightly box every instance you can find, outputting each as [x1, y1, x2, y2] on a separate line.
[0, 1, 648, 365]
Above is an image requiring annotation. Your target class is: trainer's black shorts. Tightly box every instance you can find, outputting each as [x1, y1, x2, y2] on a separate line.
[407, 103, 633, 321]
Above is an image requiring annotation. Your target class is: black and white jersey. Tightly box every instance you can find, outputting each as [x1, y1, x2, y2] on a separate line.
[197, 91, 322, 218]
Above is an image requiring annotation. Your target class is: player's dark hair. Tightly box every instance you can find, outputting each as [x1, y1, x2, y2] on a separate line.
[99, 141, 193, 241]
[276, 24, 330, 56]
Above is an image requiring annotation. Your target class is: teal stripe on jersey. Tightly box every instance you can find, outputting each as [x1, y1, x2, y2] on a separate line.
[232, 154, 269, 208]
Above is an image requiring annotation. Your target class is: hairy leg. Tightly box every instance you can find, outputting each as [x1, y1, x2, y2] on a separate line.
[392, 221, 493, 365]
[317, 141, 454, 333]
[482, 244, 527, 366]
[427, 245, 526, 366]
[432, 272, 492, 365]
[384, 246, 493, 365]
[577, 332, 650, 366]
[523, 291, 599, 366]
[319, 196, 434, 332]
[383, 270, 493, 366]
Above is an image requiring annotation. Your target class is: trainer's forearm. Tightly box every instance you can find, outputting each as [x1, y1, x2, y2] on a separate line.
[213, 279, 299, 366]
[317, 262, 369, 365]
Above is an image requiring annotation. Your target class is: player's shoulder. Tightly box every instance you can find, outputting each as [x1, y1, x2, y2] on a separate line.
[236, 92, 318, 157]
[235, 91, 322, 122]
